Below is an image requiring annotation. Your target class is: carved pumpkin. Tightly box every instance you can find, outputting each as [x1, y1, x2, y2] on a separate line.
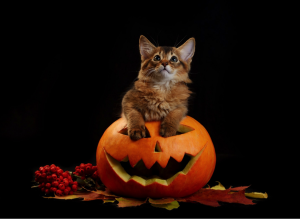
[96, 116, 216, 198]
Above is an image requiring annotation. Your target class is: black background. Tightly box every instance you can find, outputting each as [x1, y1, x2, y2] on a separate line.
[2, 1, 297, 218]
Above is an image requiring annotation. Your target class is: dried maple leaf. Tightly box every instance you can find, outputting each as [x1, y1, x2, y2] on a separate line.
[43, 190, 108, 201]
[209, 181, 268, 199]
[177, 186, 255, 207]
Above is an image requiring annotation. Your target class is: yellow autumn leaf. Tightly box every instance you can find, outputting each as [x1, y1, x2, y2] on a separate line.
[245, 192, 268, 199]
[115, 197, 147, 207]
[210, 181, 226, 190]
[103, 199, 116, 203]
[151, 201, 180, 210]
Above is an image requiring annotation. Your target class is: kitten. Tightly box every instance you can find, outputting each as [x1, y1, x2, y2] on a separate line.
[122, 35, 195, 140]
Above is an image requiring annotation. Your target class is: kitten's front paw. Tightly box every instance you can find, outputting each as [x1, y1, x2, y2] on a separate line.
[128, 126, 146, 141]
[160, 123, 177, 137]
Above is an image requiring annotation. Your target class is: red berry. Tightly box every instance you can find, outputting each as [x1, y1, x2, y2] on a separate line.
[56, 189, 63, 196]
[41, 173, 46, 178]
[56, 166, 60, 170]
[63, 180, 69, 187]
[59, 176, 64, 180]
[75, 166, 80, 170]
[63, 189, 69, 195]
[73, 181, 78, 185]
[52, 174, 57, 180]
[50, 167, 57, 173]
[41, 187, 45, 192]
[71, 184, 78, 191]
[58, 184, 65, 191]
[35, 170, 40, 175]
[85, 166, 92, 174]
[52, 181, 59, 187]
[66, 186, 72, 191]
[45, 183, 51, 188]
[57, 178, 61, 183]
[81, 176, 85, 180]
[38, 184, 44, 189]
[92, 166, 97, 171]
[39, 167, 44, 171]
[44, 165, 50, 168]
[79, 169, 85, 175]
[51, 187, 57, 193]
[47, 175, 52, 181]
[86, 163, 93, 167]
[45, 188, 50, 194]
[69, 191, 74, 195]
[62, 172, 68, 178]
[68, 175, 72, 180]
[69, 179, 73, 185]
[50, 164, 56, 167]
[57, 169, 63, 175]
[80, 163, 85, 169]
[45, 166, 50, 172]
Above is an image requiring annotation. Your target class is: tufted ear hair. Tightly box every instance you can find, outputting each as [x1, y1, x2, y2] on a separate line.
[177, 38, 195, 62]
[139, 35, 156, 60]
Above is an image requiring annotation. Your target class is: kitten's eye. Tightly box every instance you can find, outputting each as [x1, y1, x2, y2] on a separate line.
[153, 55, 161, 61]
[170, 56, 178, 62]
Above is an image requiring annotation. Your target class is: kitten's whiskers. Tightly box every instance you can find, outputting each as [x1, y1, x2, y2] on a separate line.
[175, 35, 187, 48]
[146, 68, 155, 76]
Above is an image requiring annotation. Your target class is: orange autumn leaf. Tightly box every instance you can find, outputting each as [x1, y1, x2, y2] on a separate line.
[44, 190, 108, 201]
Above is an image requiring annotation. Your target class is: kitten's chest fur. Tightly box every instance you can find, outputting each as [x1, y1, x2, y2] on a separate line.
[135, 81, 191, 121]
[143, 90, 171, 121]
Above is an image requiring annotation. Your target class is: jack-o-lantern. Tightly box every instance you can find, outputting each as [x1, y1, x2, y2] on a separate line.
[96, 116, 216, 198]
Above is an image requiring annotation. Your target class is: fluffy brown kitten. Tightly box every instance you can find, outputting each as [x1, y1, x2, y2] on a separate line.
[122, 35, 195, 140]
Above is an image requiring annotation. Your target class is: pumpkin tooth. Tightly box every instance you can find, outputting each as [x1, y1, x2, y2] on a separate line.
[104, 143, 207, 186]
[121, 156, 129, 162]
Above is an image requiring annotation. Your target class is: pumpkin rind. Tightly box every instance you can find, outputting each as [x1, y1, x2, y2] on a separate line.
[96, 116, 216, 198]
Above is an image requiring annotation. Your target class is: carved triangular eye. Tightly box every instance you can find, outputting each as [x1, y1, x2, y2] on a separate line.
[118, 126, 151, 138]
[119, 127, 128, 135]
[176, 124, 195, 135]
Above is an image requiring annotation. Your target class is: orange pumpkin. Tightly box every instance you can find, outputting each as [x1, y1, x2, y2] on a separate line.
[96, 116, 216, 198]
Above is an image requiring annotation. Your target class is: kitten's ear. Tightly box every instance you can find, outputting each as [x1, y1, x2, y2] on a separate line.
[177, 38, 195, 62]
[139, 35, 156, 60]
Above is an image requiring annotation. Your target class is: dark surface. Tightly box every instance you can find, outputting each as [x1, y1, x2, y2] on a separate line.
[2, 1, 296, 218]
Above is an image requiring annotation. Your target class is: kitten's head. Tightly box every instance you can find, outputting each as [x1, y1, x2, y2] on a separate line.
[138, 35, 195, 84]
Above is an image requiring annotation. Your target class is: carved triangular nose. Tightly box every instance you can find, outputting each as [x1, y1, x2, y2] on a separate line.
[162, 62, 168, 67]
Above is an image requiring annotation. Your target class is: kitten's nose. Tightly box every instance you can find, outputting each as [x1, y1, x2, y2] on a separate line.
[162, 62, 168, 67]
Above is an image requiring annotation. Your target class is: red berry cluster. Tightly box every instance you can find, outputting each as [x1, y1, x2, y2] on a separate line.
[34, 164, 78, 196]
[73, 163, 99, 180]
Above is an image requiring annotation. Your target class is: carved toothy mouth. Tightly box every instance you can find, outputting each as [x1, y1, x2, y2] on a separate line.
[104, 142, 207, 186]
